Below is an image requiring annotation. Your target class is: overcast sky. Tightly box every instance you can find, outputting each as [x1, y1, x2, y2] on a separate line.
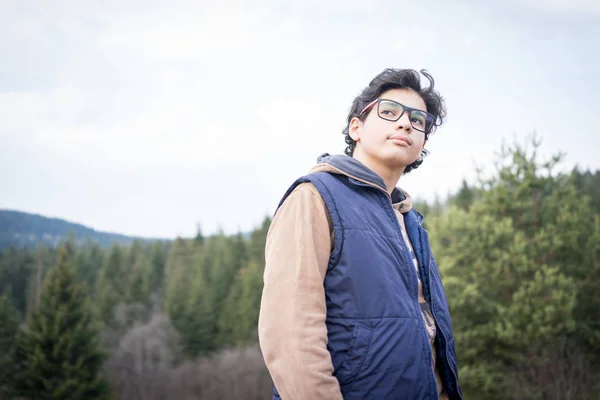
[1, 0, 599, 238]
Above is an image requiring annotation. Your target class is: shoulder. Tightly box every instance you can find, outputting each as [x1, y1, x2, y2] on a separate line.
[269, 181, 333, 240]
[279, 182, 325, 211]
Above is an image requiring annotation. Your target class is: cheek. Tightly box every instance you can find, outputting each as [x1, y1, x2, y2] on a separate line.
[364, 120, 392, 142]
[414, 135, 426, 149]
[360, 125, 382, 146]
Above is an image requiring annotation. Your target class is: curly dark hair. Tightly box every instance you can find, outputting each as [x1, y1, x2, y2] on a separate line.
[343, 68, 447, 174]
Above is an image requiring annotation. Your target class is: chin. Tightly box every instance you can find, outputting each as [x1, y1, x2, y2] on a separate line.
[381, 154, 414, 170]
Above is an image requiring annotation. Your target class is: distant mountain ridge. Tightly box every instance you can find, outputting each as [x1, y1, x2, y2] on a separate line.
[0, 209, 165, 250]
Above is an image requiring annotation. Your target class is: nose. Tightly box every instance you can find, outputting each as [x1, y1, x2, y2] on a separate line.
[396, 112, 413, 133]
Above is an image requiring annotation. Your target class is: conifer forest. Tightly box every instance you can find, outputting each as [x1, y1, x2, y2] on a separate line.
[1, 137, 599, 400]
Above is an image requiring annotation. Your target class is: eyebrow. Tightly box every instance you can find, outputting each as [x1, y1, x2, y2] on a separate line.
[382, 99, 427, 114]
[404, 104, 431, 117]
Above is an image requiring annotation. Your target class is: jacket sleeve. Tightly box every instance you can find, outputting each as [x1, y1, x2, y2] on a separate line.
[258, 182, 342, 400]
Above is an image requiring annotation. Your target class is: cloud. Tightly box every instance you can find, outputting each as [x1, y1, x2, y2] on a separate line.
[1, 0, 598, 237]
[507, 0, 600, 14]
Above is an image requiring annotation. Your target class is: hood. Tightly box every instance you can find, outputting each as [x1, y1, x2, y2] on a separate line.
[309, 153, 413, 212]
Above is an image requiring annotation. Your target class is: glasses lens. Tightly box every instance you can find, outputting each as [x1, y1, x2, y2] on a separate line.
[409, 110, 435, 133]
[378, 100, 403, 121]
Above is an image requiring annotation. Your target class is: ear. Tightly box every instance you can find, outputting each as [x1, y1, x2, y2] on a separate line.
[422, 139, 427, 149]
[349, 117, 363, 142]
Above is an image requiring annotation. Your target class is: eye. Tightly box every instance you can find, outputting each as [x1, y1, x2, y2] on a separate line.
[378, 101, 402, 119]
[411, 117, 424, 126]
[410, 112, 427, 127]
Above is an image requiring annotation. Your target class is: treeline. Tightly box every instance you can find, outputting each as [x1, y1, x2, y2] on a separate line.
[429, 139, 600, 400]
[0, 136, 599, 399]
[0, 209, 154, 250]
[0, 218, 273, 399]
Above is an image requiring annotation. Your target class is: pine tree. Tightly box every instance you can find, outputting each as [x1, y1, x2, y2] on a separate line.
[248, 217, 271, 267]
[180, 237, 215, 357]
[73, 240, 104, 290]
[7, 243, 110, 400]
[126, 240, 144, 271]
[428, 135, 599, 399]
[0, 291, 20, 398]
[181, 232, 247, 356]
[0, 247, 35, 317]
[126, 251, 152, 305]
[218, 260, 264, 348]
[164, 238, 193, 335]
[236, 261, 263, 344]
[451, 179, 477, 211]
[195, 223, 205, 246]
[140, 241, 168, 301]
[96, 244, 128, 324]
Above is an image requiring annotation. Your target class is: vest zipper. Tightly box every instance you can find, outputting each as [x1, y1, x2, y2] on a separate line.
[350, 179, 445, 398]
[426, 254, 461, 399]
[387, 200, 438, 399]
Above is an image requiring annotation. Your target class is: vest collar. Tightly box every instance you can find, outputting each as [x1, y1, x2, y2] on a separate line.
[315, 153, 408, 204]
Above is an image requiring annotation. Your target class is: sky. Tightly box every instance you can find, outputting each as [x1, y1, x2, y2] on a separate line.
[1, 0, 599, 239]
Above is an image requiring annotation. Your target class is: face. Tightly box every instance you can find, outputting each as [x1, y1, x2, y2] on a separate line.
[349, 88, 428, 172]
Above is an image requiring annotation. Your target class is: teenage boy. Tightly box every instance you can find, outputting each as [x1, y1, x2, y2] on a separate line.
[259, 68, 462, 400]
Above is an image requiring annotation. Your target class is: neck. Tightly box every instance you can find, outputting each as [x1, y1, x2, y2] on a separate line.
[352, 150, 404, 195]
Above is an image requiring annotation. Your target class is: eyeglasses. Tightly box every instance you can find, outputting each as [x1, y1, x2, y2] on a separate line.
[359, 98, 436, 136]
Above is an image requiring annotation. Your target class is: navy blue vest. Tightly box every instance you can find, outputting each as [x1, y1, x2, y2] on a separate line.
[272, 172, 462, 400]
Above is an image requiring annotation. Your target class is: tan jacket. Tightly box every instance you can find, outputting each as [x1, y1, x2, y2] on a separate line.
[258, 163, 447, 399]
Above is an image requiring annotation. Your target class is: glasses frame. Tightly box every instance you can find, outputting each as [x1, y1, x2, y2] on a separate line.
[358, 98, 437, 137]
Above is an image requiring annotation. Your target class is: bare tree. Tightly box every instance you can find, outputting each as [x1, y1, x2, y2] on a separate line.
[165, 344, 273, 400]
[106, 307, 181, 400]
[103, 296, 273, 400]
[508, 340, 599, 400]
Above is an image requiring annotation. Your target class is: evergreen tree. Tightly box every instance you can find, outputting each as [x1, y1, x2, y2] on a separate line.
[195, 223, 205, 246]
[571, 167, 600, 214]
[140, 241, 168, 300]
[126, 254, 149, 304]
[182, 232, 247, 356]
[450, 179, 477, 211]
[73, 240, 104, 289]
[236, 261, 263, 344]
[181, 249, 213, 357]
[7, 243, 110, 400]
[429, 136, 600, 399]
[248, 217, 271, 267]
[0, 247, 35, 317]
[218, 260, 263, 348]
[0, 291, 20, 399]
[164, 238, 194, 339]
[126, 240, 144, 271]
[181, 235, 225, 357]
[96, 244, 128, 324]
[26, 244, 56, 315]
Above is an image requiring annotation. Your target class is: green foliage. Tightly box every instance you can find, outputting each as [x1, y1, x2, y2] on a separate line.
[164, 238, 193, 335]
[429, 135, 600, 399]
[180, 232, 248, 356]
[0, 247, 35, 317]
[449, 179, 478, 211]
[572, 168, 600, 214]
[7, 242, 110, 400]
[0, 291, 20, 398]
[218, 261, 264, 348]
[136, 241, 168, 303]
[96, 244, 129, 324]
[248, 217, 271, 267]
[73, 240, 104, 289]
[1, 133, 599, 398]
[126, 254, 148, 304]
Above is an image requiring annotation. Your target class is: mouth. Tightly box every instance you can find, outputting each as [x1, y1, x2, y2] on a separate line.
[388, 135, 411, 145]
